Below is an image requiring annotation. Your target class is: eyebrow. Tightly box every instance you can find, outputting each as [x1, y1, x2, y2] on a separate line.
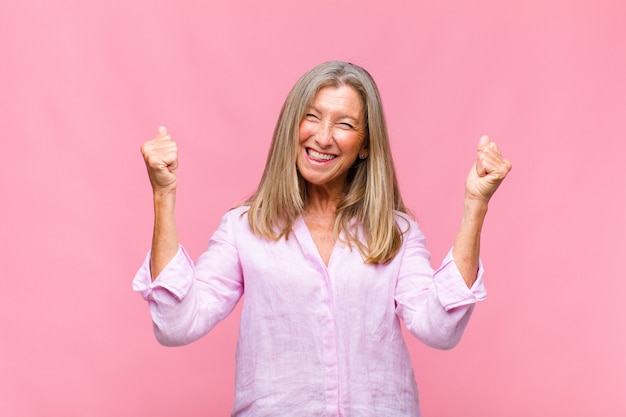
[308, 105, 363, 123]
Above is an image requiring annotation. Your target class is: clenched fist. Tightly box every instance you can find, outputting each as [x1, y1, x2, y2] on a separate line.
[465, 135, 512, 203]
[141, 126, 178, 194]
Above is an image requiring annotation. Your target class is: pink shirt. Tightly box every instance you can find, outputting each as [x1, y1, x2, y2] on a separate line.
[133, 206, 486, 416]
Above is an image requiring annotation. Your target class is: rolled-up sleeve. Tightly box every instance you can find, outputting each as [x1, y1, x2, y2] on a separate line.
[132, 246, 195, 302]
[395, 221, 487, 350]
[435, 249, 487, 311]
[132, 211, 244, 347]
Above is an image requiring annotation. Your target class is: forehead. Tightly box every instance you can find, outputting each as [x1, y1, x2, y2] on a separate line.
[310, 85, 364, 115]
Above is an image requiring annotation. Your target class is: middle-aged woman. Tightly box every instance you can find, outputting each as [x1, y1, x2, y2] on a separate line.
[134, 61, 512, 416]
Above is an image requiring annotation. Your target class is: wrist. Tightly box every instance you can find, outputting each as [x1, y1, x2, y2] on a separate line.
[462, 197, 488, 222]
[153, 186, 176, 199]
[153, 189, 176, 211]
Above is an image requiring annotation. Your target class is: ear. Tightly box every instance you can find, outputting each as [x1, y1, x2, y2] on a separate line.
[358, 147, 369, 159]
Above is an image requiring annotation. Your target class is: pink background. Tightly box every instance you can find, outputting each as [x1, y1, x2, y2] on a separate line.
[2, 1, 625, 415]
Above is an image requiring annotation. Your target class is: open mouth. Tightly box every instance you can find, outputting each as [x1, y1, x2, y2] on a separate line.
[307, 148, 336, 161]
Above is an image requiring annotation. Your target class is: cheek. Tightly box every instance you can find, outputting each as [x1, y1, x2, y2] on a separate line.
[340, 133, 365, 153]
[298, 121, 317, 143]
[298, 123, 307, 144]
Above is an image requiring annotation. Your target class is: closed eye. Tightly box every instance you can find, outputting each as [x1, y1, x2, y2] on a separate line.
[305, 113, 320, 120]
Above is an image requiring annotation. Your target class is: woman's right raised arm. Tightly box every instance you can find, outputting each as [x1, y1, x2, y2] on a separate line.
[141, 126, 179, 281]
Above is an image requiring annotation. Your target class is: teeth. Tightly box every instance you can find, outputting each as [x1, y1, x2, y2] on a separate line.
[308, 149, 335, 161]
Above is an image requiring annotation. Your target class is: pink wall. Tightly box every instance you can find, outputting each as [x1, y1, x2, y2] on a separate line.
[2, 1, 625, 415]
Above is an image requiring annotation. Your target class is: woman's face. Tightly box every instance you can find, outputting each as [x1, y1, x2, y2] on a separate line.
[297, 85, 368, 193]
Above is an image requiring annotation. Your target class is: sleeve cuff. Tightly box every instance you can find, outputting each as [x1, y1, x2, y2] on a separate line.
[435, 249, 487, 311]
[132, 245, 195, 301]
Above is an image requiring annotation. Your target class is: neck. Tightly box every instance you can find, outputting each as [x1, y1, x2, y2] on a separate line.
[304, 183, 343, 216]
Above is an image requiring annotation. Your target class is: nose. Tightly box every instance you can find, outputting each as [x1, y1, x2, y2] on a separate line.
[314, 120, 333, 148]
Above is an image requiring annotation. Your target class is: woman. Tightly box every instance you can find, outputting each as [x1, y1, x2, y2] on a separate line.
[134, 61, 511, 416]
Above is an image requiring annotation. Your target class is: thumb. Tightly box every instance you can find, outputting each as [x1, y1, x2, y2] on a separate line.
[477, 134, 490, 151]
[156, 126, 168, 139]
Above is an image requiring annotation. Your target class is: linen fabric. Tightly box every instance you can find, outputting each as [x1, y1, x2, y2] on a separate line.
[133, 206, 487, 416]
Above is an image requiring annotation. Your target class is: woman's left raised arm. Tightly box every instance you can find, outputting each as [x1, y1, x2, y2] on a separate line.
[453, 135, 512, 288]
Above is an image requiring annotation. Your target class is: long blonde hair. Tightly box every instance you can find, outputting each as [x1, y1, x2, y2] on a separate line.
[245, 61, 408, 264]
